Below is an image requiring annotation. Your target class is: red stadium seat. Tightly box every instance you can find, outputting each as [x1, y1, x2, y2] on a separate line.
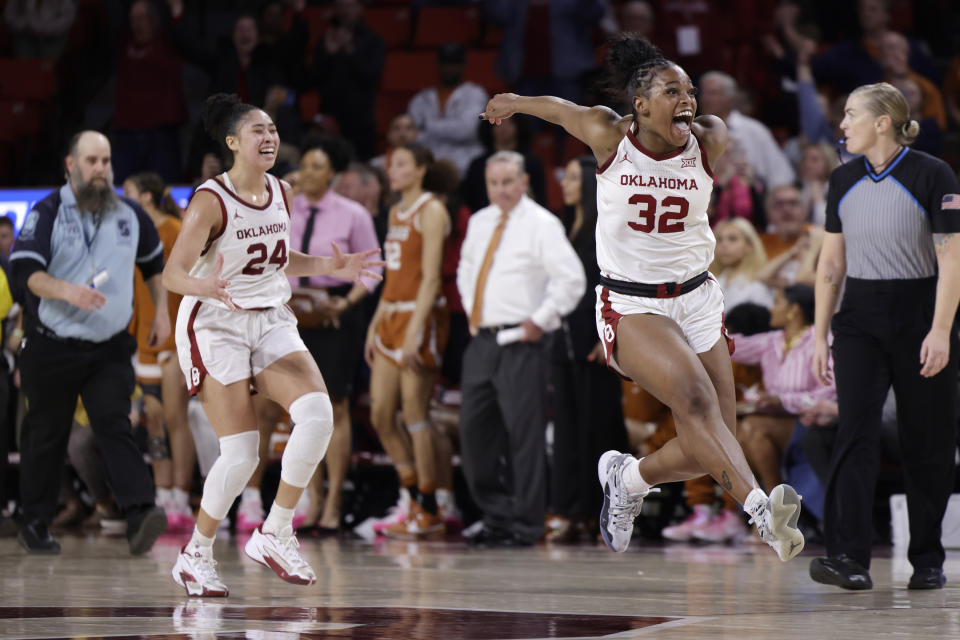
[302, 6, 333, 52]
[413, 6, 481, 47]
[364, 6, 412, 49]
[375, 91, 414, 138]
[0, 100, 43, 142]
[463, 49, 505, 94]
[382, 51, 437, 93]
[298, 90, 321, 123]
[0, 58, 56, 101]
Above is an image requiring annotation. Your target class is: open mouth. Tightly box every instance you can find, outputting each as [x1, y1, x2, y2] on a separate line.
[672, 110, 694, 135]
[259, 146, 276, 158]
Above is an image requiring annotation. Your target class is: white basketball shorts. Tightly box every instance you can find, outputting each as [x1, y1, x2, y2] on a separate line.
[175, 297, 307, 395]
[594, 276, 731, 379]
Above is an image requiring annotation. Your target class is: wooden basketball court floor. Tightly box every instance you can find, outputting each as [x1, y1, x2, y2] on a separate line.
[1, 533, 959, 639]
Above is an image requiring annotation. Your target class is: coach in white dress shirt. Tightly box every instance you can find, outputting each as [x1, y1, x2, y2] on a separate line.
[457, 150, 585, 546]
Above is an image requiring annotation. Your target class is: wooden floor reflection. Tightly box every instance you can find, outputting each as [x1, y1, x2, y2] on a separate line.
[2, 532, 960, 639]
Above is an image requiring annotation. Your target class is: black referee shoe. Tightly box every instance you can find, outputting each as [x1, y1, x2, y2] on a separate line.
[18, 520, 61, 555]
[809, 554, 873, 590]
[126, 505, 167, 555]
[908, 568, 946, 590]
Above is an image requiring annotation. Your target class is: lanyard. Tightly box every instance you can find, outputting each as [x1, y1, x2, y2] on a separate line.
[81, 210, 103, 253]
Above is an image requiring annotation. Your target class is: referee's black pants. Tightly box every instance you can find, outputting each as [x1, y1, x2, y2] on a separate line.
[18, 330, 155, 525]
[827, 277, 958, 571]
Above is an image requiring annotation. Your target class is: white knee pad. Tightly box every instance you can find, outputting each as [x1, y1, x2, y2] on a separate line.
[281, 392, 334, 488]
[200, 431, 260, 520]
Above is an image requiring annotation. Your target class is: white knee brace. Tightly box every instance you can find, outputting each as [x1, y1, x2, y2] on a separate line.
[281, 392, 334, 488]
[200, 431, 260, 520]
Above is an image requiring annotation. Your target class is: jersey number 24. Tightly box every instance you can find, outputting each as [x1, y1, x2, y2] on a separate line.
[627, 194, 689, 234]
[242, 239, 288, 275]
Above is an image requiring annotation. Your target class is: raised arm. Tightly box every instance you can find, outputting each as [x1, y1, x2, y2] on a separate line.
[481, 93, 629, 165]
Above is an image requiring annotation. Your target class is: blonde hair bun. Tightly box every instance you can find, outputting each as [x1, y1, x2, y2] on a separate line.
[901, 119, 920, 143]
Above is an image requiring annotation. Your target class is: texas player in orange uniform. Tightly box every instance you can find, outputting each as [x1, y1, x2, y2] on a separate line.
[365, 144, 450, 539]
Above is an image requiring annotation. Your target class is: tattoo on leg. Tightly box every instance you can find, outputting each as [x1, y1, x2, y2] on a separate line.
[721, 470, 733, 491]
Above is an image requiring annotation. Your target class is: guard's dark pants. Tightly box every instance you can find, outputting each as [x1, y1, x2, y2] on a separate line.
[18, 330, 154, 525]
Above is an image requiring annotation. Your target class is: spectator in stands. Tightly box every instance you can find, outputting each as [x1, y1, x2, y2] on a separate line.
[457, 151, 585, 547]
[890, 76, 943, 158]
[798, 142, 839, 227]
[3, 0, 76, 59]
[112, 0, 187, 183]
[371, 114, 418, 174]
[485, 0, 605, 104]
[812, 0, 936, 95]
[709, 139, 763, 229]
[461, 117, 546, 213]
[257, 0, 308, 80]
[617, 1, 654, 40]
[548, 156, 627, 544]
[288, 144, 381, 535]
[336, 162, 388, 246]
[310, 0, 385, 160]
[408, 43, 489, 177]
[699, 71, 795, 190]
[945, 46, 960, 129]
[0, 216, 15, 258]
[879, 31, 946, 131]
[758, 183, 807, 260]
[733, 285, 836, 494]
[710, 218, 774, 310]
[11, 131, 168, 555]
[170, 5, 302, 166]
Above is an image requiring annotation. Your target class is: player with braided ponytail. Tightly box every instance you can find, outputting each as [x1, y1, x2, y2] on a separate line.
[482, 35, 806, 563]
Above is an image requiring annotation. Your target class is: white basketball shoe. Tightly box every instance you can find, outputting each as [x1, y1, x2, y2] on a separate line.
[172, 545, 229, 597]
[749, 484, 805, 561]
[244, 526, 317, 585]
[598, 450, 654, 552]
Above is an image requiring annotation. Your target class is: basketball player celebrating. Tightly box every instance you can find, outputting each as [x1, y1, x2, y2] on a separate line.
[481, 36, 805, 561]
[162, 93, 383, 596]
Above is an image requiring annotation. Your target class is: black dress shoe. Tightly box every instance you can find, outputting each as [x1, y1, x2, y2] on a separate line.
[18, 520, 61, 554]
[908, 567, 946, 590]
[126, 505, 167, 555]
[0, 515, 17, 537]
[465, 526, 512, 548]
[810, 554, 873, 590]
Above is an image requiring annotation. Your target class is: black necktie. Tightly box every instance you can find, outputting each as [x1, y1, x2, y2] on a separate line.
[299, 206, 319, 287]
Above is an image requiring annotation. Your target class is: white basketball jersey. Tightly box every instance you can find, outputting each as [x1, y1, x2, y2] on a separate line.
[596, 125, 715, 284]
[188, 173, 292, 310]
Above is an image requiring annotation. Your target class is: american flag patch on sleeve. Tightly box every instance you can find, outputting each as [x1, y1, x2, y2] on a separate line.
[943, 194, 960, 210]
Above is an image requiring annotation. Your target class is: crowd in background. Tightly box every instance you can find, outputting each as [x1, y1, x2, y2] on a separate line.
[0, 0, 959, 549]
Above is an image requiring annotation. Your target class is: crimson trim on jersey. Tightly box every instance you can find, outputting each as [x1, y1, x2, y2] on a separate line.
[213, 175, 275, 211]
[596, 150, 617, 174]
[186, 300, 208, 397]
[691, 130, 714, 179]
[626, 123, 686, 161]
[194, 188, 228, 257]
[277, 176, 292, 218]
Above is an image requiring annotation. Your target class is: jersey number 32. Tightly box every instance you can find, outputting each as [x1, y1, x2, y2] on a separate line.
[627, 194, 689, 234]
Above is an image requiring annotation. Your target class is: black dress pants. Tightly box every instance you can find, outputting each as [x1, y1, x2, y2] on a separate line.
[459, 332, 548, 543]
[827, 277, 958, 571]
[18, 330, 155, 525]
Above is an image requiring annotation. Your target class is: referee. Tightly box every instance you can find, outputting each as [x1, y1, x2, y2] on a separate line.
[811, 83, 960, 590]
[11, 131, 169, 555]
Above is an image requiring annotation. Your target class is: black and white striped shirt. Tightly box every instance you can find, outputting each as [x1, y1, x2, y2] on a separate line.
[825, 148, 960, 280]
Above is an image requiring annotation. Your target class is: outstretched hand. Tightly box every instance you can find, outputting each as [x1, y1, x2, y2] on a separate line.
[328, 243, 385, 288]
[480, 93, 519, 125]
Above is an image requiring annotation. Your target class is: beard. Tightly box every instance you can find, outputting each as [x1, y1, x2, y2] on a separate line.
[71, 168, 118, 213]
